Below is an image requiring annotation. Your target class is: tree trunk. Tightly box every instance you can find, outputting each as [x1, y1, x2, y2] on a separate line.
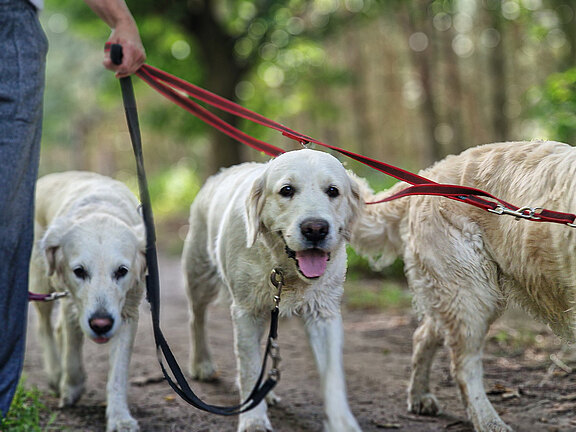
[442, 24, 466, 154]
[487, 6, 509, 142]
[404, 1, 442, 165]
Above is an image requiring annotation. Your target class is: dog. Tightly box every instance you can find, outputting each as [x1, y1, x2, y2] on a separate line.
[182, 149, 362, 432]
[29, 171, 146, 432]
[351, 140, 576, 432]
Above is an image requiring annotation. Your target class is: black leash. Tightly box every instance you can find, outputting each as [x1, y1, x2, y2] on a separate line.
[110, 44, 281, 415]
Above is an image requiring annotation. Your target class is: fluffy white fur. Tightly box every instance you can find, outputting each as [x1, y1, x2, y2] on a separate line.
[182, 149, 362, 432]
[30, 171, 146, 432]
[351, 140, 576, 432]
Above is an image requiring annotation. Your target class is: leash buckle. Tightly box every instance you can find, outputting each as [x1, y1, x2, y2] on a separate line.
[29, 291, 69, 302]
[267, 339, 282, 381]
[488, 204, 542, 220]
[267, 269, 284, 382]
[270, 269, 284, 309]
[45, 291, 69, 301]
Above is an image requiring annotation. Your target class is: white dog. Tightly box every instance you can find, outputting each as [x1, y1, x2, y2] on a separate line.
[182, 149, 362, 432]
[351, 140, 576, 432]
[29, 171, 146, 432]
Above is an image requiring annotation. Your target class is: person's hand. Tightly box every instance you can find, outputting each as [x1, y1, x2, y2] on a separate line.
[103, 19, 146, 78]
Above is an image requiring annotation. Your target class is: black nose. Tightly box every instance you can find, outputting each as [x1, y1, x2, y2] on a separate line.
[89, 313, 114, 335]
[300, 218, 329, 243]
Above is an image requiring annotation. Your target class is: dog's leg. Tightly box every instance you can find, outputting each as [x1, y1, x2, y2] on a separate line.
[182, 232, 220, 381]
[187, 277, 224, 382]
[34, 301, 62, 393]
[189, 294, 218, 381]
[446, 324, 512, 432]
[407, 315, 443, 415]
[105, 317, 139, 432]
[404, 223, 511, 432]
[231, 305, 272, 432]
[57, 300, 86, 407]
[305, 314, 361, 432]
[416, 275, 510, 432]
[30, 262, 62, 392]
[187, 270, 220, 381]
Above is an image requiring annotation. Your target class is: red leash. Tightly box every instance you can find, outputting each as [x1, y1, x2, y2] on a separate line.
[121, 57, 576, 227]
[28, 291, 68, 302]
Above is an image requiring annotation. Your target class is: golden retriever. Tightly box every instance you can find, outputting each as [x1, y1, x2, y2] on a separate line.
[351, 140, 576, 432]
[29, 171, 146, 432]
[182, 149, 362, 432]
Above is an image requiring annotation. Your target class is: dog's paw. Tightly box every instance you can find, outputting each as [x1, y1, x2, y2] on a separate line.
[48, 377, 60, 395]
[58, 382, 85, 408]
[190, 361, 218, 382]
[106, 415, 139, 432]
[408, 392, 441, 416]
[477, 419, 513, 432]
[265, 390, 281, 406]
[238, 417, 273, 432]
[324, 415, 362, 432]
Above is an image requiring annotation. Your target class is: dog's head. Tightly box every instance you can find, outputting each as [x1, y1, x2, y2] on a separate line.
[246, 149, 361, 280]
[41, 214, 146, 344]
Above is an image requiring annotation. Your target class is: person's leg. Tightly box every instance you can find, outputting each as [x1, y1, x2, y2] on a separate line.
[0, 0, 47, 417]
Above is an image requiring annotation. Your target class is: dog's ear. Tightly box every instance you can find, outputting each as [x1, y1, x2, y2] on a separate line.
[345, 170, 363, 226]
[131, 224, 148, 284]
[245, 174, 266, 248]
[136, 250, 148, 284]
[41, 225, 62, 276]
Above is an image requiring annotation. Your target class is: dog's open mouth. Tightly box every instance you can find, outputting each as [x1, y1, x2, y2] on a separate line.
[92, 336, 110, 344]
[286, 246, 330, 279]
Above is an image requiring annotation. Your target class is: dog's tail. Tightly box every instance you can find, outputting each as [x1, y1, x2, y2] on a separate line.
[350, 175, 408, 270]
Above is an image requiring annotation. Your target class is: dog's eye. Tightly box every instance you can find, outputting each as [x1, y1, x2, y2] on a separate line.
[114, 266, 129, 280]
[326, 186, 340, 198]
[73, 266, 88, 280]
[279, 185, 295, 198]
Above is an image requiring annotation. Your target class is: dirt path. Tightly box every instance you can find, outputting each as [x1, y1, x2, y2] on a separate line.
[24, 256, 575, 431]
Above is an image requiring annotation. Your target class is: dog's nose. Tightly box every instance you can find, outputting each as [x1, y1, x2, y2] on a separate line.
[89, 313, 114, 335]
[300, 218, 329, 243]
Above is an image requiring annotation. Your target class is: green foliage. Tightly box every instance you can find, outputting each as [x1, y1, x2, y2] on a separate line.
[0, 378, 56, 431]
[347, 245, 405, 280]
[528, 68, 576, 144]
[41, 0, 379, 151]
[119, 162, 201, 221]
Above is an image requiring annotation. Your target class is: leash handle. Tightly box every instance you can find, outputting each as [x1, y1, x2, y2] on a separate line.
[109, 43, 124, 66]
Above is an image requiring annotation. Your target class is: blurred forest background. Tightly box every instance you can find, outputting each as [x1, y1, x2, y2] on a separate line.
[39, 0, 576, 254]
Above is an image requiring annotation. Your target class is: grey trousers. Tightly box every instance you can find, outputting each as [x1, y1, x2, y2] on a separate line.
[0, 0, 47, 417]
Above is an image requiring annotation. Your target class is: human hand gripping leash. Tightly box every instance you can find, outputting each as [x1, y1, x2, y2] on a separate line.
[109, 44, 281, 415]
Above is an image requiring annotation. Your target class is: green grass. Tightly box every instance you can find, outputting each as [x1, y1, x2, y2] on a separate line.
[489, 328, 539, 355]
[345, 245, 410, 311]
[0, 378, 57, 432]
[345, 279, 411, 311]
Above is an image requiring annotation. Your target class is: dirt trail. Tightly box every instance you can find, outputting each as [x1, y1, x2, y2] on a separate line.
[23, 256, 576, 431]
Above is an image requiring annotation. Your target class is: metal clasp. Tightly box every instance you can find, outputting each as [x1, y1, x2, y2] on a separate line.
[267, 269, 284, 381]
[29, 291, 69, 302]
[488, 204, 542, 220]
[267, 339, 282, 381]
[48, 291, 69, 301]
[269, 268, 284, 310]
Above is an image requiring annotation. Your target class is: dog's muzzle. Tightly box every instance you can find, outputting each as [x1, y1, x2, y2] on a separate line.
[88, 312, 115, 344]
[282, 218, 332, 279]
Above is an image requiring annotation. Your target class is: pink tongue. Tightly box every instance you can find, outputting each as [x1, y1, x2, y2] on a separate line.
[295, 249, 329, 278]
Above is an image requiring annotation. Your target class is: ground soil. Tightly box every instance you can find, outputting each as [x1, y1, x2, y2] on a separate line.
[23, 255, 576, 432]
